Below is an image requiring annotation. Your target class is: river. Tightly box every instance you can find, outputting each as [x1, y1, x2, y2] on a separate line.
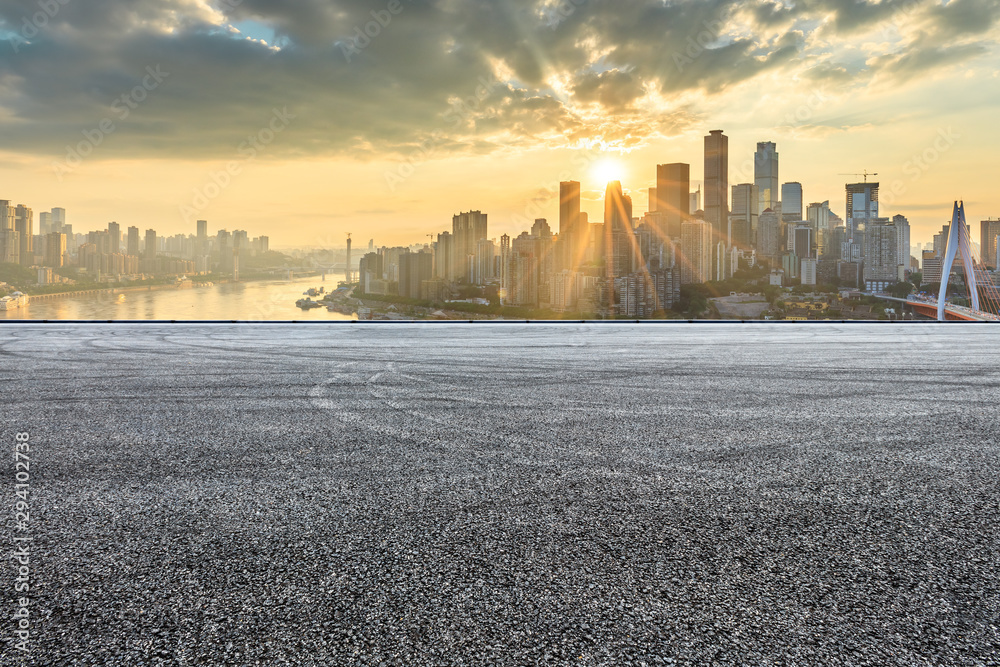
[0, 276, 358, 321]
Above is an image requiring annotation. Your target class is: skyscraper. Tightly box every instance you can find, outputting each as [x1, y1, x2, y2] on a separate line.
[14, 205, 33, 266]
[730, 183, 759, 250]
[604, 181, 633, 279]
[703, 131, 728, 240]
[981, 219, 1000, 268]
[0, 201, 17, 264]
[892, 215, 911, 273]
[754, 142, 779, 215]
[127, 226, 140, 256]
[846, 182, 879, 260]
[655, 163, 690, 239]
[51, 207, 66, 232]
[144, 229, 157, 260]
[806, 201, 832, 232]
[107, 221, 121, 254]
[560, 181, 584, 271]
[452, 210, 488, 282]
[197, 220, 209, 256]
[689, 187, 701, 215]
[559, 181, 581, 237]
[781, 182, 803, 223]
[474, 238, 495, 285]
[44, 233, 66, 268]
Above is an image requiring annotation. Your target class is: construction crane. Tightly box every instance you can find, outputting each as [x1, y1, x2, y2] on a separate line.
[839, 170, 878, 183]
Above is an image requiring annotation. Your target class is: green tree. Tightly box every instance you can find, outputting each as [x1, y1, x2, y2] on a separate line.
[888, 282, 914, 299]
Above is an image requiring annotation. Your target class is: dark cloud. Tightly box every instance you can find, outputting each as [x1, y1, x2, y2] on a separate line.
[870, 40, 989, 82]
[924, 0, 1000, 39]
[0, 0, 992, 163]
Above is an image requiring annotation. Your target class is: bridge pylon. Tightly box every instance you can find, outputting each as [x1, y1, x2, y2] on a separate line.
[938, 201, 980, 321]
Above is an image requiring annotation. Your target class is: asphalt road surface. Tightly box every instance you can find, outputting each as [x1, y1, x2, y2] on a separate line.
[2, 323, 999, 666]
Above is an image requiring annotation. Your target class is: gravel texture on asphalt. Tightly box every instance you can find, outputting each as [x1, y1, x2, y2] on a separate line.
[2, 323, 999, 666]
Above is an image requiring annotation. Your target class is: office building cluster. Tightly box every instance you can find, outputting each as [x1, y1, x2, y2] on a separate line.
[0, 201, 269, 284]
[356, 130, 986, 314]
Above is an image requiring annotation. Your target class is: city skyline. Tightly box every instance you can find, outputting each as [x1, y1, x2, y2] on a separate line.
[0, 0, 997, 246]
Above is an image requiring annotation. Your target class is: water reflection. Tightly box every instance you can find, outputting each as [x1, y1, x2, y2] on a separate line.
[1, 277, 358, 321]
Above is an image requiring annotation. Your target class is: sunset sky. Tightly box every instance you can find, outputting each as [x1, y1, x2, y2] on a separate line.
[1, 0, 998, 249]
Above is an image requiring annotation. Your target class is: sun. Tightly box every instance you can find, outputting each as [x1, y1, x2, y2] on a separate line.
[592, 157, 626, 185]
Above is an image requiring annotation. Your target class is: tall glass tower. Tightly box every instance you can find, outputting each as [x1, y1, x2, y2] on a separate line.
[754, 142, 779, 216]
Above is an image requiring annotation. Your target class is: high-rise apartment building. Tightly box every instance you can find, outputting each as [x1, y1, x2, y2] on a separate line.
[655, 163, 690, 239]
[144, 229, 157, 260]
[14, 205, 33, 266]
[197, 220, 209, 256]
[758, 208, 782, 259]
[127, 226, 140, 256]
[398, 251, 433, 300]
[44, 232, 66, 268]
[474, 238, 495, 285]
[452, 210, 488, 282]
[864, 219, 899, 292]
[0, 200, 12, 232]
[703, 131, 728, 240]
[781, 182, 803, 222]
[892, 215, 911, 273]
[754, 142, 779, 215]
[434, 231, 455, 280]
[981, 219, 1000, 268]
[680, 219, 712, 284]
[107, 222, 121, 255]
[0, 201, 16, 264]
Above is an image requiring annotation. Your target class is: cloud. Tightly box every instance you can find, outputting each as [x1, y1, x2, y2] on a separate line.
[0, 0, 995, 165]
[869, 41, 990, 83]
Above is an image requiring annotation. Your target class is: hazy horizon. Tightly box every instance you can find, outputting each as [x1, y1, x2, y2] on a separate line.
[1, 0, 998, 247]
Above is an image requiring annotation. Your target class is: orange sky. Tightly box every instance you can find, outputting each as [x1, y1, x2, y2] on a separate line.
[1, 0, 998, 251]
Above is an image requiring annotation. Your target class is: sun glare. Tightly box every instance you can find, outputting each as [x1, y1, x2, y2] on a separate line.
[592, 158, 626, 185]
